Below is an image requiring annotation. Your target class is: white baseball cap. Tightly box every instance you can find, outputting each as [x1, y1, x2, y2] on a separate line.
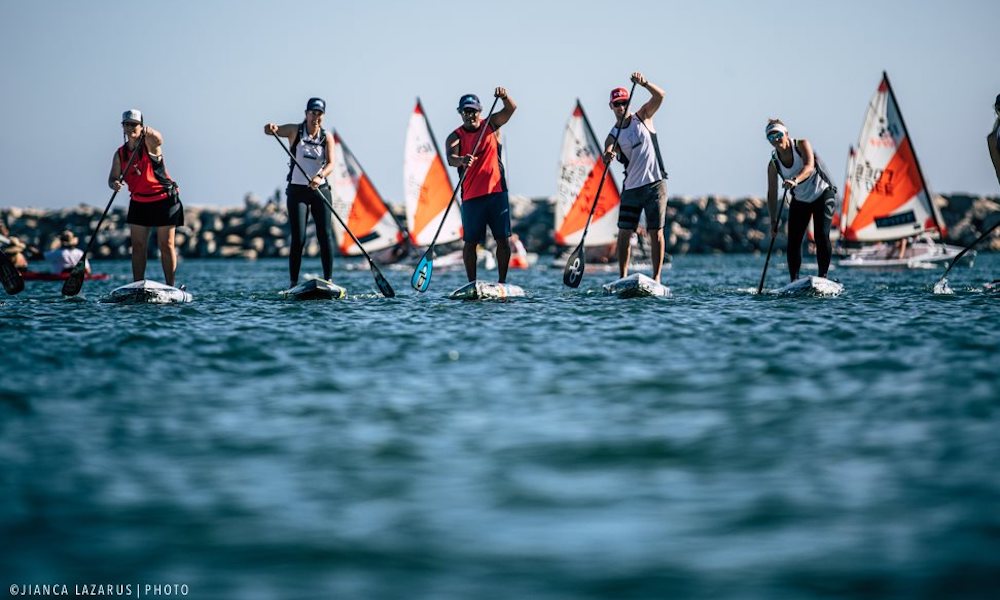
[121, 109, 142, 124]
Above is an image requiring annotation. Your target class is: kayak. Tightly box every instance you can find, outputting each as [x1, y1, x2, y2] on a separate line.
[21, 270, 110, 281]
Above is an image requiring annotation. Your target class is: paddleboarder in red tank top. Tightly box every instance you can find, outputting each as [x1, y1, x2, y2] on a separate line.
[445, 87, 517, 283]
[109, 109, 184, 286]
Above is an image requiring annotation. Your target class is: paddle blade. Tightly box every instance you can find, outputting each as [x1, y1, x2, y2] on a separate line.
[370, 262, 395, 298]
[562, 244, 586, 288]
[411, 248, 433, 292]
[0, 250, 25, 295]
[61, 264, 86, 297]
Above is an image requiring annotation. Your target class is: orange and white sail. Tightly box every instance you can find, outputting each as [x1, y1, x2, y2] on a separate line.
[842, 72, 946, 243]
[404, 99, 461, 246]
[554, 100, 620, 247]
[329, 131, 404, 256]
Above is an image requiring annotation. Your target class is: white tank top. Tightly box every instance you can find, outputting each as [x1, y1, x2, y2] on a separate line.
[289, 125, 329, 186]
[610, 116, 666, 190]
[773, 139, 828, 203]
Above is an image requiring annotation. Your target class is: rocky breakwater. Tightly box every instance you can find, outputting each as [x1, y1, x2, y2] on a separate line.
[2, 193, 997, 259]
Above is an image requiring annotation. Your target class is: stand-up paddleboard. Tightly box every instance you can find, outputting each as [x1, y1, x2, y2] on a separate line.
[103, 280, 193, 304]
[984, 280, 1000, 295]
[448, 280, 525, 301]
[602, 273, 670, 298]
[281, 278, 347, 301]
[773, 276, 844, 297]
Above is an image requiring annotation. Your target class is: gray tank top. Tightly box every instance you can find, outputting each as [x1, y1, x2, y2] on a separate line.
[610, 116, 666, 191]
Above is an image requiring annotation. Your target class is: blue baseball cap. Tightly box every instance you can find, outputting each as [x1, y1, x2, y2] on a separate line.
[457, 94, 481, 112]
[306, 97, 326, 113]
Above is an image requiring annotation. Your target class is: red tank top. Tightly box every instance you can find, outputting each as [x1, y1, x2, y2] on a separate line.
[454, 122, 506, 200]
[119, 143, 175, 203]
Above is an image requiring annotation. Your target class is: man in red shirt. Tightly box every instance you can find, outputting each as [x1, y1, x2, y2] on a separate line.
[446, 87, 517, 283]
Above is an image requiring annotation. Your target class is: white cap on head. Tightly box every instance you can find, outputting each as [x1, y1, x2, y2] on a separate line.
[765, 122, 788, 136]
[121, 109, 142, 124]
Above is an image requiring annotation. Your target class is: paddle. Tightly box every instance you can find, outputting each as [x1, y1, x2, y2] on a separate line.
[933, 217, 1000, 291]
[272, 133, 395, 298]
[411, 96, 501, 292]
[757, 189, 789, 295]
[0, 248, 25, 295]
[563, 81, 637, 288]
[62, 134, 147, 297]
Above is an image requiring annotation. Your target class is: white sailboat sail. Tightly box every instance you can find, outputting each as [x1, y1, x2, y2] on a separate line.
[329, 131, 404, 256]
[842, 72, 947, 243]
[554, 100, 620, 247]
[404, 99, 462, 246]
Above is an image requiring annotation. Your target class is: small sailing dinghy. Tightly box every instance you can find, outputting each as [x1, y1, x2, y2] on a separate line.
[448, 280, 525, 301]
[602, 273, 670, 298]
[838, 72, 966, 269]
[281, 278, 346, 301]
[773, 276, 843, 297]
[103, 280, 193, 304]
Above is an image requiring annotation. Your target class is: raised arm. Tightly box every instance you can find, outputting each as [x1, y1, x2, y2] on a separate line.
[632, 72, 665, 122]
[489, 87, 517, 129]
[263, 122, 301, 141]
[142, 126, 163, 156]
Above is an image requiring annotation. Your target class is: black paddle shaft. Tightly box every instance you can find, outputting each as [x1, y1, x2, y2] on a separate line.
[272, 133, 395, 297]
[938, 217, 1000, 283]
[757, 190, 789, 294]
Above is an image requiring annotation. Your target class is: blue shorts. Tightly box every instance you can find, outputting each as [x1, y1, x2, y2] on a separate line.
[461, 191, 511, 244]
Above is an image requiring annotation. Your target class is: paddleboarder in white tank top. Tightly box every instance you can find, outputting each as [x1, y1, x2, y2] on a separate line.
[603, 72, 668, 283]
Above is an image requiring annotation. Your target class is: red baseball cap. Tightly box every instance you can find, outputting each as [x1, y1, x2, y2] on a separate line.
[609, 87, 629, 103]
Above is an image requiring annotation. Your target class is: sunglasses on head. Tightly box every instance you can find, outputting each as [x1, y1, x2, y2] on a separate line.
[766, 131, 785, 142]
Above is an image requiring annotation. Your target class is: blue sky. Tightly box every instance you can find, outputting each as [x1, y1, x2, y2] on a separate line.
[1, 0, 997, 209]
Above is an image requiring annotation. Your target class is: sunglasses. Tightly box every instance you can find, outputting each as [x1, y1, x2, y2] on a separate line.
[611, 100, 628, 108]
[766, 131, 785, 142]
[461, 109, 479, 116]
[307, 110, 324, 116]
[122, 122, 141, 128]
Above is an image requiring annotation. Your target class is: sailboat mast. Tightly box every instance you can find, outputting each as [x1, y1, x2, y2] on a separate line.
[881, 71, 946, 237]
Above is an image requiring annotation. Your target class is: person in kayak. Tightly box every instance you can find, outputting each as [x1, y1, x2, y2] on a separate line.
[765, 119, 836, 281]
[44, 230, 90, 274]
[264, 97, 336, 287]
[603, 72, 669, 283]
[446, 87, 517, 283]
[110, 109, 184, 286]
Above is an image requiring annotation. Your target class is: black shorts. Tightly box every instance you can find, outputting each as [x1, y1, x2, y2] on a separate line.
[461, 191, 511, 244]
[127, 196, 184, 227]
[618, 180, 667, 230]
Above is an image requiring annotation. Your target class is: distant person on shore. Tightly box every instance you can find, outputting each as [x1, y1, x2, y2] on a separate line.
[765, 119, 836, 281]
[989, 94, 1000, 187]
[110, 109, 184, 286]
[264, 97, 336, 287]
[446, 87, 517, 283]
[603, 72, 668, 283]
[44, 230, 90, 274]
[4, 236, 29, 271]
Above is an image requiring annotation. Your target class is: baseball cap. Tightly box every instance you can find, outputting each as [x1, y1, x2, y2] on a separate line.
[609, 87, 629, 104]
[306, 97, 326, 113]
[457, 94, 482, 112]
[121, 109, 142, 124]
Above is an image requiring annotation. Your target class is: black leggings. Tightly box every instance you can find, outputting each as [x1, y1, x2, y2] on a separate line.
[287, 184, 335, 284]
[786, 190, 835, 280]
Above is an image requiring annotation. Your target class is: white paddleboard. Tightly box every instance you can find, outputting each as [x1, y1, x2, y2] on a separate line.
[281, 278, 346, 300]
[602, 273, 670, 298]
[448, 281, 525, 301]
[773, 276, 843, 297]
[104, 280, 193, 304]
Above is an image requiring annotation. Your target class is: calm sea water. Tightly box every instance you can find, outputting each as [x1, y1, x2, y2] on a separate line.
[2, 254, 999, 599]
